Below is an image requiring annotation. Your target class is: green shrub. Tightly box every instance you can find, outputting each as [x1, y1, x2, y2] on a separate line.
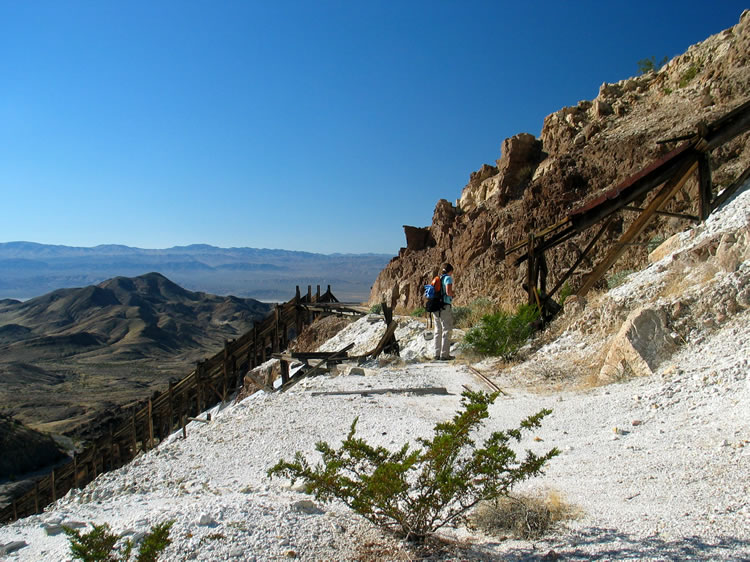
[411, 306, 426, 317]
[368, 303, 383, 315]
[558, 282, 573, 307]
[450, 305, 471, 327]
[647, 235, 666, 254]
[64, 520, 173, 562]
[606, 269, 635, 289]
[454, 297, 497, 329]
[268, 390, 558, 542]
[463, 304, 540, 359]
[637, 55, 668, 74]
[679, 63, 700, 88]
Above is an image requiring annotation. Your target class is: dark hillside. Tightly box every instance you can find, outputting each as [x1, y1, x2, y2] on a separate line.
[0, 272, 272, 436]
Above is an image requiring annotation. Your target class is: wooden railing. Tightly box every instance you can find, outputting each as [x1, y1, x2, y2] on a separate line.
[0, 285, 339, 524]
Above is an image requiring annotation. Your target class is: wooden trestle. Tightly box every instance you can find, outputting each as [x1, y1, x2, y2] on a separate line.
[506, 98, 750, 320]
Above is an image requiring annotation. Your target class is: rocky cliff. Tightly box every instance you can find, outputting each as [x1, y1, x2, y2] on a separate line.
[370, 10, 750, 311]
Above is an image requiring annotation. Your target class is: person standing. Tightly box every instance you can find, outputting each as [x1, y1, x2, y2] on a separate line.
[432, 263, 455, 360]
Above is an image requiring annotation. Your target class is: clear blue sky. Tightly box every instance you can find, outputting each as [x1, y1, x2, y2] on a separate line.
[1, 1, 746, 255]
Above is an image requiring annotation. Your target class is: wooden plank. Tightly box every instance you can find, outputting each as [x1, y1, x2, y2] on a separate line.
[711, 165, 750, 213]
[623, 206, 699, 221]
[546, 216, 613, 300]
[311, 387, 450, 397]
[578, 156, 699, 296]
[698, 152, 712, 221]
[280, 343, 355, 392]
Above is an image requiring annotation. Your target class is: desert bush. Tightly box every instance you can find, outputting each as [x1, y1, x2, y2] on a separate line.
[369, 303, 383, 315]
[647, 235, 666, 254]
[451, 305, 471, 327]
[462, 304, 540, 359]
[637, 55, 668, 74]
[64, 520, 173, 562]
[268, 390, 558, 542]
[454, 297, 497, 329]
[470, 489, 579, 539]
[679, 62, 701, 87]
[558, 282, 573, 307]
[606, 269, 635, 289]
[411, 306, 426, 317]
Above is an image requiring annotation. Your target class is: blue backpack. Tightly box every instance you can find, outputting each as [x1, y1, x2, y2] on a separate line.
[424, 275, 446, 312]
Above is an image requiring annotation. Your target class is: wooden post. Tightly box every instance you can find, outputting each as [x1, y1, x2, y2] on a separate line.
[168, 381, 175, 432]
[12, 498, 17, 520]
[181, 414, 187, 439]
[51, 469, 56, 503]
[307, 285, 312, 325]
[131, 409, 137, 460]
[73, 454, 79, 489]
[196, 362, 204, 413]
[316, 285, 321, 301]
[698, 152, 712, 221]
[223, 341, 230, 402]
[280, 359, 289, 386]
[147, 400, 154, 450]
[526, 233, 536, 305]
[273, 305, 280, 353]
[579, 156, 699, 296]
[252, 327, 258, 369]
[295, 286, 303, 341]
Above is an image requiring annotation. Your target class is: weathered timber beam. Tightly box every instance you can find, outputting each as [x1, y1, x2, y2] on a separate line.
[515, 225, 577, 265]
[703, 98, 750, 151]
[622, 206, 699, 221]
[578, 156, 699, 296]
[310, 387, 450, 397]
[571, 146, 696, 231]
[711, 165, 750, 213]
[506, 217, 571, 255]
[546, 216, 614, 301]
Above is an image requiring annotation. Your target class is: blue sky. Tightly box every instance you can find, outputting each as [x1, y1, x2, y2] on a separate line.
[1, 1, 746, 255]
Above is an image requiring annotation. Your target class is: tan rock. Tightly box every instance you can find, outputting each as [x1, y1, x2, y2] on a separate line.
[599, 307, 677, 383]
[648, 233, 683, 263]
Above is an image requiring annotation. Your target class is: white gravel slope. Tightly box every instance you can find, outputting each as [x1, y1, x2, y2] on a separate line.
[1, 185, 749, 561]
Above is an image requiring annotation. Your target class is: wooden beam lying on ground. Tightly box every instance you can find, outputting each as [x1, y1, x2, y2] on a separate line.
[311, 387, 449, 397]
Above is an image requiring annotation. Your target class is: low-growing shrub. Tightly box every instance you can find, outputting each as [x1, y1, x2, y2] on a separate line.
[454, 297, 497, 329]
[606, 269, 635, 289]
[411, 306, 426, 317]
[369, 303, 383, 315]
[268, 390, 558, 542]
[64, 520, 173, 562]
[463, 304, 540, 359]
[558, 282, 573, 307]
[470, 489, 579, 539]
[679, 63, 700, 88]
[637, 55, 668, 74]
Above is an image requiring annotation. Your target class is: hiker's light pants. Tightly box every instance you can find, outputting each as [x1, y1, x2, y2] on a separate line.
[432, 305, 453, 358]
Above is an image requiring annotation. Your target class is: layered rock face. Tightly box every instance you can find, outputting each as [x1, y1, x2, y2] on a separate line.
[371, 10, 750, 311]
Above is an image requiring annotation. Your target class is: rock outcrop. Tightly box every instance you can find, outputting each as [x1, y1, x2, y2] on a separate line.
[371, 10, 750, 311]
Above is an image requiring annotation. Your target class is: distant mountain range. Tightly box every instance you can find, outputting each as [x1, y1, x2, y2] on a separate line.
[0, 272, 272, 437]
[0, 242, 393, 302]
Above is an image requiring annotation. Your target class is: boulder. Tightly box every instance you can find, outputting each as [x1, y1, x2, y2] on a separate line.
[403, 225, 432, 251]
[599, 307, 677, 383]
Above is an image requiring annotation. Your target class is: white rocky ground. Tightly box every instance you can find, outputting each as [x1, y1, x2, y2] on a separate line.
[1, 183, 749, 560]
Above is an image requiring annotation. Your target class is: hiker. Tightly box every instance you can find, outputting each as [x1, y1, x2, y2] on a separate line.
[430, 263, 454, 360]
